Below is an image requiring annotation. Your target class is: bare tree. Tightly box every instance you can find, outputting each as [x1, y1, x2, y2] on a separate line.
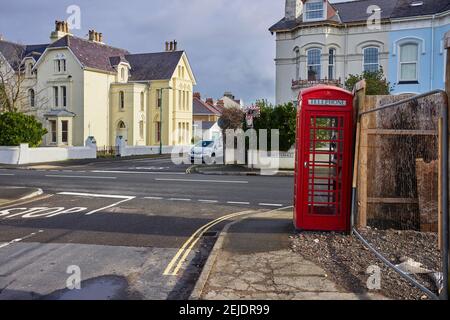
[0, 44, 47, 113]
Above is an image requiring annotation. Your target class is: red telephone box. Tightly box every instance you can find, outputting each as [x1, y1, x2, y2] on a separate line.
[294, 85, 354, 233]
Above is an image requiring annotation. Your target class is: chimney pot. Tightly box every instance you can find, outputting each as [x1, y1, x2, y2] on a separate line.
[193, 92, 201, 99]
[165, 42, 169, 51]
[174, 40, 178, 51]
[98, 33, 103, 43]
[206, 98, 214, 106]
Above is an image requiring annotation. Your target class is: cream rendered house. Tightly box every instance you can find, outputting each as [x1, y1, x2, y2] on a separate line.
[0, 21, 196, 148]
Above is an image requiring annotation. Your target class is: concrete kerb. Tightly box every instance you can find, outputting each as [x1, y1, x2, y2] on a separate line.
[189, 207, 293, 300]
[189, 214, 250, 300]
[186, 165, 294, 177]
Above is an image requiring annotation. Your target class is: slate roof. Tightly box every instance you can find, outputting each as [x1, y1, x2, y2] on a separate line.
[0, 40, 49, 69]
[48, 35, 130, 73]
[193, 96, 221, 116]
[125, 51, 185, 81]
[198, 121, 217, 130]
[270, 0, 450, 32]
[44, 109, 76, 117]
[1, 34, 186, 81]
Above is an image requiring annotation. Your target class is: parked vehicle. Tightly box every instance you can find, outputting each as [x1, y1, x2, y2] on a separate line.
[190, 140, 223, 164]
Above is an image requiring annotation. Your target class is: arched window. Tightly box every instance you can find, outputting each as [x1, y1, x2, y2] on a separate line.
[118, 120, 126, 129]
[399, 43, 419, 82]
[363, 47, 379, 73]
[140, 92, 145, 111]
[119, 91, 125, 110]
[328, 48, 336, 80]
[29, 89, 35, 107]
[307, 48, 321, 81]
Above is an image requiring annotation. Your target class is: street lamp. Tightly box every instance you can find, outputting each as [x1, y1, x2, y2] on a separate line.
[159, 86, 172, 155]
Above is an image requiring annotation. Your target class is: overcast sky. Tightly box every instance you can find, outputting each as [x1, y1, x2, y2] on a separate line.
[0, 0, 353, 105]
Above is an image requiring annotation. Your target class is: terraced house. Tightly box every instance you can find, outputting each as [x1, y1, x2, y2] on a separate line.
[270, 0, 450, 105]
[0, 21, 196, 148]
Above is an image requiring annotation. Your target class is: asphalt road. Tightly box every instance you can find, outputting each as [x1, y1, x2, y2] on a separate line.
[0, 156, 294, 300]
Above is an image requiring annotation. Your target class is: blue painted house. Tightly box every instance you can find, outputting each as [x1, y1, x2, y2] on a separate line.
[388, 0, 450, 94]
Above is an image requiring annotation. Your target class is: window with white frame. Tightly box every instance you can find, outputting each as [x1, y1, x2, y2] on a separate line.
[50, 120, 57, 143]
[328, 48, 336, 80]
[399, 43, 419, 82]
[307, 48, 321, 81]
[304, 1, 325, 21]
[61, 120, 68, 144]
[363, 47, 379, 73]
[140, 92, 145, 111]
[53, 86, 59, 107]
[119, 91, 125, 110]
[157, 89, 162, 108]
[54, 55, 66, 73]
[61, 86, 67, 107]
[29, 89, 35, 107]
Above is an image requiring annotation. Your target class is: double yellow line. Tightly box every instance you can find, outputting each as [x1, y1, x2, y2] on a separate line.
[163, 210, 255, 276]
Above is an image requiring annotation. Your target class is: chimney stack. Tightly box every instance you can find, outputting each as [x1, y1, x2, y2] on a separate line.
[89, 30, 104, 43]
[50, 20, 71, 42]
[206, 98, 214, 106]
[193, 92, 201, 99]
[165, 40, 179, 52]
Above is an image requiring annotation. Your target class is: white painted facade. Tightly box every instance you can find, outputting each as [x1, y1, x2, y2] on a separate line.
[273, 0, 390, 105]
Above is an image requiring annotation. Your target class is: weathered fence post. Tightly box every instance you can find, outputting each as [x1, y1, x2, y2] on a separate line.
[443, 30, 450, 300]
[353, 80, 367, 228]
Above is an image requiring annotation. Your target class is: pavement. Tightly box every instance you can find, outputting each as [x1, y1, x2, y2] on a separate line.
[0, 156, 295, 300]
[192, 209, 386, 300]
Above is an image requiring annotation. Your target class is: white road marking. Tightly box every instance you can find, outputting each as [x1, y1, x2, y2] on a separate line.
[46, 175, 117, 180]
[144, 196, 164, 200]
[198, 200, 219, 203]
[0, 230, 44, 249]
[155, 178, 248, 184]
[227, 201, 250, 205]
[91, 170, 185, 175]
[164, 205, 294, 276]
[168, 198, 191, 202]
[163, 210, 256, 276]
[58, 192, 132, 199]
[259, 203, 284, 207]
[56, 192, 135, 215]
[0, 173, 15, 176]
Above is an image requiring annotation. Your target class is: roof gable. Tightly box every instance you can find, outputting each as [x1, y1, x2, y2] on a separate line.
[48, 35, 129, 72]
[125, 51, 184, 81]
[193, 96, 221, 116]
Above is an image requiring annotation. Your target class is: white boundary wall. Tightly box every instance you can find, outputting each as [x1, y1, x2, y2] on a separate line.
[119, 143, 192, 157]
[0, 143, 96, 165]
[247, 150, 295, 170]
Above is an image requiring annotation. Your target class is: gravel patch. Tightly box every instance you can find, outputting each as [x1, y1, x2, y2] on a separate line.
[291, 228, 442, 300]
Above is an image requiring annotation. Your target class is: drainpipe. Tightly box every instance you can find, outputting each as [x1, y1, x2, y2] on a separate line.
[430, 15, 436, 90]
[344, 24, 348, 79]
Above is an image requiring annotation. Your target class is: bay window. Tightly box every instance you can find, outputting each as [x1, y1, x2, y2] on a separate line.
[307, 48, 321, 81]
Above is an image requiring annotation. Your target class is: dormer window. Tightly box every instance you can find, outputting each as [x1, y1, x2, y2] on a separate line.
[304, 0, 325, 21]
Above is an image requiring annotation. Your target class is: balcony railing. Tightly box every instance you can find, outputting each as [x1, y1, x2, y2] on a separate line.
[292, 77, 342, 89]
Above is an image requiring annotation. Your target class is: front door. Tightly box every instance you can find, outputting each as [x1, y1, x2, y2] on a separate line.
[300, 112, 351, 231]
